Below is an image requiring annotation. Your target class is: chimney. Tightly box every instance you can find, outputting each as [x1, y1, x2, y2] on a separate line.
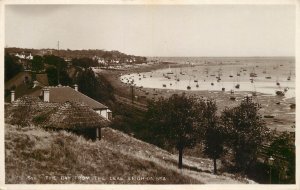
[43, 87, 50, 102]
[74, 84, 78, 91]
[33, 80, 39, 88]
[10, 90, 15, 102]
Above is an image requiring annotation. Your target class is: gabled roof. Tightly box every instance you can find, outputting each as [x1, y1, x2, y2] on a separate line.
[47, 86, 108, 110]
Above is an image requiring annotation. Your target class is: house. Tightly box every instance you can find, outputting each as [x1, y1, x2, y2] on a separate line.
[15, 53, 26, 59]
[15, 52, 33, 60]
[46, 101, 109, 140]
[26, 53, 33, 60]
[40, 84, 112, 120]
[7, 78, 112, 121]
[7, 95, 109, 141]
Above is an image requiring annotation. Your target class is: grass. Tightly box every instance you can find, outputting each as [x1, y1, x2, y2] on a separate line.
[5, 124, 251, 184]
[5, 124, 195, 184]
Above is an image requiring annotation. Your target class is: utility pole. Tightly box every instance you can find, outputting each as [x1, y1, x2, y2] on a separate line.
[131, 85, 134, 104]
[57, 40, 60, 85]
[269, 156, 274, 184]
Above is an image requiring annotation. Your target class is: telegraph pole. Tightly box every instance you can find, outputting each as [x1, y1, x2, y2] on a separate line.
[131, 85, 134, 104]
[57, 40, 60, 85]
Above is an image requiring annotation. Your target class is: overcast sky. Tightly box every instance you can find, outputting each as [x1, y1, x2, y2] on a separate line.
[5, 4, 295, 57]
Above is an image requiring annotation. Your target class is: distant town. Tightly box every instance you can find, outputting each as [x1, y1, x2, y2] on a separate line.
[5, 47, 149, 70]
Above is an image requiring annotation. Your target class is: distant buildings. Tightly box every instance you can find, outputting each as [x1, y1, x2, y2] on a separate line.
[15, 52, 33, 60]
[92, 55, 144, 66]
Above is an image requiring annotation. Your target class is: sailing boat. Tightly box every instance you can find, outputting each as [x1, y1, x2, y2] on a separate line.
[287, 71, 291, 81]
[179, 66, 186, 75]
[187, 67, 191, 90]
[250, 67, 257, 77]
[275, 80, 285, 96]
[251, 79, 257, 96]
[276, 90, 285, 96]
[263, 65, 266, 74]
[275, 69, 281, 86]
[216, 70, 221, 82]
[167, 65, 174, 74]
[230, 89, 236, 100]
[265, 75, 272, 79]
[264, 68, 271, 79]
[235, 73, 240, 89]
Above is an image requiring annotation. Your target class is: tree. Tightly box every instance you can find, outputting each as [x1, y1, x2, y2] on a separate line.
[31, 55, 44, 72]
[44, 55, 67, 84]
[267, 132, 295, 183]
[72, 57, 98, 68]
[44, 55, 67, 69]
[221, 96, 270, 173]
[146, 93, 200, 169]
[5, 53, 22, 82]
[201, 99, 225, 174]
[46, 66, 72, 86]
[76, 68, 115, 105]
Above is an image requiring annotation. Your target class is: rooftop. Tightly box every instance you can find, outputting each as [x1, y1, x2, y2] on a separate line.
[46, 101, 109, 130]
[6, 95, 109, 130]
[43, 86, 108, 110]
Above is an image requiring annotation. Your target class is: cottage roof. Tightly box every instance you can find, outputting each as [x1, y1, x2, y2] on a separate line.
[11, 95, 58, 112]
[12, 95, 41, 106]
[46, 101, 109, 129]
[7, 96, 109, 130]
[46, 86, 108, 110]
[6, 95, 58, 125]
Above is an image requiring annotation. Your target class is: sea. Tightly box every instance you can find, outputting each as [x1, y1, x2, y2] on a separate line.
[120, 57, 295, 99]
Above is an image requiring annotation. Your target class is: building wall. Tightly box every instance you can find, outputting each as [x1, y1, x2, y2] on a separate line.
[100, 109, 108, 119]
[95, 109, 108, 119]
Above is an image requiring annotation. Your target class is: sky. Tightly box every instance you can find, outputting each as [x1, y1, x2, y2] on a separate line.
[5, 4, 295, 57]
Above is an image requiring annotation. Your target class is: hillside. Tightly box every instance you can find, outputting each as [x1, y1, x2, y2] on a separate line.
[5, 124, 253, 184]
[5, 47, 147, 62]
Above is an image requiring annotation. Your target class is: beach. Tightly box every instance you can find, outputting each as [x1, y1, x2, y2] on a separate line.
[101, 57, 295, 133]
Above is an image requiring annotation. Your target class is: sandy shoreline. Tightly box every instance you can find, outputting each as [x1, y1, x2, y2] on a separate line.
[100, 62, 295, 133]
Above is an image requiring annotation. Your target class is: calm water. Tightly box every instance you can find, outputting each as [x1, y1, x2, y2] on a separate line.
[121, 57, 295, 99]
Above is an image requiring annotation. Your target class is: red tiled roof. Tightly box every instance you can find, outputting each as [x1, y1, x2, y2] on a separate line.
[47, 86, 108, 110]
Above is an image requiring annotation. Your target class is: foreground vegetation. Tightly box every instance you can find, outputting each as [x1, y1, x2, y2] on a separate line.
[5, 124, 251, 184]
[112, 94, 295, 184]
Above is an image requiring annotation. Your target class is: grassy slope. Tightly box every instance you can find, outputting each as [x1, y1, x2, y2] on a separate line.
[5, 124, 252, 184]
[5, 71, 31, 90]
